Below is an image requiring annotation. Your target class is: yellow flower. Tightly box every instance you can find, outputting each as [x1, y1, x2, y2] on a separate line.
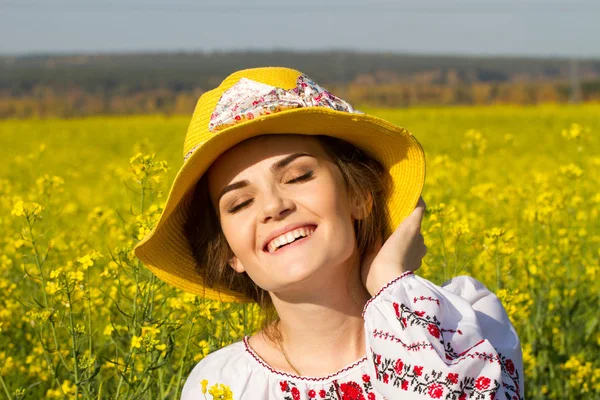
[10, 200, 43, 219]
[131, 336, 142, 349]
[450, 219, 470, 238]
[77, 254, 94, 269]
[11, 200, 25, 217]
[103, 325, 115, 336]
[67, 271, 84, 283]
[45, 281, 62, 295]
[49, 268, 63, 279]
[485, 227, 506, 239]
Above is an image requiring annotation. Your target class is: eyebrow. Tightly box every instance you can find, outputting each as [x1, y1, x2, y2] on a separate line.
[217, 152, 314, 203]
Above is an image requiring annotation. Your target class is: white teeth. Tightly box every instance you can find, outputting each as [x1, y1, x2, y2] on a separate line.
[267, 227, 315, 253]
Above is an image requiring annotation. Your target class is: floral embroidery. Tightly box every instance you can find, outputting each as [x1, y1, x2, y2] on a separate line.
[183, 74, 363, 162]
[389, 302, 522, 396]
[208, 74, 361, 131]
[371, 349, 522, 400]
[278, 376, 377, 400]
[339, 381, 365, 400]
[393, 302, 466, 360]
[372, 349, 499, 399]
[279, 380, 301, 400]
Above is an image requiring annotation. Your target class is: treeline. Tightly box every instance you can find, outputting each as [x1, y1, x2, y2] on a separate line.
[1, 50, 598, 118]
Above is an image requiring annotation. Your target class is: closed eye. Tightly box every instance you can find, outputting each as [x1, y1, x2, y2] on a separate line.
[228, 198, 254, 213]
[287, 170, 314, 183]
[227, 171, 314, 214]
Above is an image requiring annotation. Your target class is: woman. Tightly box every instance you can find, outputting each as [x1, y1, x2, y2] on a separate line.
[134, 67, 523, 399]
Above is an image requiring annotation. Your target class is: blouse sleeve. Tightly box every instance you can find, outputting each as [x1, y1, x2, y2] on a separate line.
[362, 271, 524, 400]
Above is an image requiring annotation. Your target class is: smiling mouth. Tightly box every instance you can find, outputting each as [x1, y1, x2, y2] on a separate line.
[265, 225, 317, 253]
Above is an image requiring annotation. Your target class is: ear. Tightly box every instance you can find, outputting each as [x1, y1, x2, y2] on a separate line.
[351, 192, 373, 221]
[227, 255, 246, 274]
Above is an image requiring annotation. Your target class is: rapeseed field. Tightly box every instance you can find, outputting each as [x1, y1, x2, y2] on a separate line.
[0, 104, 598, 399]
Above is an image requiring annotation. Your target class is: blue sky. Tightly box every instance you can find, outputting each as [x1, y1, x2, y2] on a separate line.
[1, 0, 598, 58]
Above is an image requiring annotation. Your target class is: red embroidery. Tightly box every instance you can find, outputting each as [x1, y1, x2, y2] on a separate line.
[394, 359, 404, 374]
[393, 302, 468, 361]
[243, 336, 367, 382]
[362, 271, 414, 318]
[371, 349, 523, 400]
[278, 377, 378, 400]
[279, 380, 300, 400]
[339, 381, 365, 400]
[427, 383, 444, 398]
[413, 295, 441, 306]
[427, 324, 441, 339]
[447, 373, 459, 384]
[475, 376, 491, 391]
[372, 328, 521, 397]
[505, 359, 515, 375]
[372, 329, 435, 351]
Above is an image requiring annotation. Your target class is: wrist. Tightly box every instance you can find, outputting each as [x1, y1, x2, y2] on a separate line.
[366, 265, 410, 296]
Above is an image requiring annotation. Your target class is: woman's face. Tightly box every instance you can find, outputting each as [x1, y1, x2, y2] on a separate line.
[207, 135, 362, 295]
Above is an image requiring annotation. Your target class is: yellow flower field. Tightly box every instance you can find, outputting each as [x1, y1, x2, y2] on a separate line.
[0, 104, 598, 399]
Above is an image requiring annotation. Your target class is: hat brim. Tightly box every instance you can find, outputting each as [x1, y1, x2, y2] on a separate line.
[134, 106, 425, 302]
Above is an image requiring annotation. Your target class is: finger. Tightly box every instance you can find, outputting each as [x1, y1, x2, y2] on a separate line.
[404, 197, 426, 228]
[417, 196, 426, 210]
[415, 197, 426, 219]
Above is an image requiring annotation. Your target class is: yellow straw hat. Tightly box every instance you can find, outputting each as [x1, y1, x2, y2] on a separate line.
[134, 66, 425, 303]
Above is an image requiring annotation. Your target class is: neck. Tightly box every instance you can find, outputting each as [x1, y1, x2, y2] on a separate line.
[267, 249, 370, 376]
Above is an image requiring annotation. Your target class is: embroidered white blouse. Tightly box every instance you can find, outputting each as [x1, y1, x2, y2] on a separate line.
[181, 272, 524, 400]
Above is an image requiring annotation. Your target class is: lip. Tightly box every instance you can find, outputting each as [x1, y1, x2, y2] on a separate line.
[262, 222, 318, 253]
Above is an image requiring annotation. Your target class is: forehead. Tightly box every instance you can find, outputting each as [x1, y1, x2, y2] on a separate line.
[206, 134, 328, 195]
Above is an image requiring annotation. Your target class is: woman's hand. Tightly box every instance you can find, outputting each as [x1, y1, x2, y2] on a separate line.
[361, 197, 428, 296]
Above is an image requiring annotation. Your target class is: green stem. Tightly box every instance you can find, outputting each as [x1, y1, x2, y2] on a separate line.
[87, 270, 93, 356]
[438, 222, 449, 282]
[175, 319, 196, 398]
[35, 328, 69, 398]
[66, 288, 80, 399]
[26, 218, 70, 372]
[0, 369, 12, 400]
[454, 234, 461, 277]
[495, 238, 501, 291]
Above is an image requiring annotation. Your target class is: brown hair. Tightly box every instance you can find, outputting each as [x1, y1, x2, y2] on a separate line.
[183, 135, 391, 332]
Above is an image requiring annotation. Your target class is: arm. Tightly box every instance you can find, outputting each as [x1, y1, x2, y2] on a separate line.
[363, 272, 523, 399]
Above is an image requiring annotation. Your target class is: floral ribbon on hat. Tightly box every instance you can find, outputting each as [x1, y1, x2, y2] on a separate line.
[183, 75, 362, 162]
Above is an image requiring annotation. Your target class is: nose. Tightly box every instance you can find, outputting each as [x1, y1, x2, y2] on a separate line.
[259, 186, 295, 223]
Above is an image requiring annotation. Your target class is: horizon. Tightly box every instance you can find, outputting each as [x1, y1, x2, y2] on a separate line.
[1, 0, 598, 58]
[2, 48, 598, 61]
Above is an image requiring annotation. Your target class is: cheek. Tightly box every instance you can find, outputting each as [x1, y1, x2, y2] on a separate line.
[221, 218, 254, 257]
[314, 176, 357, 249]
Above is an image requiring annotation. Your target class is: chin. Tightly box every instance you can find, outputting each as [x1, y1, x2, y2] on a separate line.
[271, 259, 323, 288]
[271, 254, 351, 293]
